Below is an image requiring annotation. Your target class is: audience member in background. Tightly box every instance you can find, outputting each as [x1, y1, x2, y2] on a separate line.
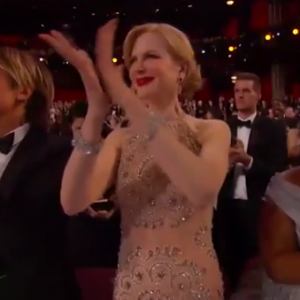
[267, 108, 274, 118]
[285, 105, 296, 118]
[204, 107, 225, 120]
[105, 110, 120, 130]
[226, 98, 236, 117]
[0, 47, 81, 300]
[284, 105, 298, 130]
[207, 100, 213, 107]
[272, 100, 285, 120]
[260, 167, 300, 299]
[259, 108, 269, 117]
[70, 100, 88, 134]
[261, 100, 267, 109]
[215, 72, 288, 292]
[218, 96, 227, 118]
[50, 108, 72, 136]
[67, 100, 120, 269]
[195, 100, 204, 118]
[287, 123, 300, 166]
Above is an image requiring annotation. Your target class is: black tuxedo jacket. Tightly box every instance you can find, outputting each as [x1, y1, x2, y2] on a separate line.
[0, 126, 81, 300]
[219, 115, 288, 203]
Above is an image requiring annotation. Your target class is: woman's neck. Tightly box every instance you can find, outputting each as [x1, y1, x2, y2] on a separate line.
[143, 98, 181, 120]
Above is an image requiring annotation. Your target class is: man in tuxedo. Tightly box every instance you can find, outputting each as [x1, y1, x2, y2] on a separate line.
[214, 72, 288, 290]
[0, 47, 81, 300]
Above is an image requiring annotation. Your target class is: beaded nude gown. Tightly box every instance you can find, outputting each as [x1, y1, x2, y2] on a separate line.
[113, 120, 223, 300]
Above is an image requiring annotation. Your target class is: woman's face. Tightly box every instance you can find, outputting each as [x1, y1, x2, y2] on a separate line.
[129, 32, 181, 101]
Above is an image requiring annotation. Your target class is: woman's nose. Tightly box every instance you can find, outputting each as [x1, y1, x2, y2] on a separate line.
[134, 59, 146, 74]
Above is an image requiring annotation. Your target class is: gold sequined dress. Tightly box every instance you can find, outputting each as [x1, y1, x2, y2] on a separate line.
[114, 120, 223, 300]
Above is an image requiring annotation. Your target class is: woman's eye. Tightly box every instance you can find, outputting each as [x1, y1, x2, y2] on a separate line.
[129, 57, 136, 66]
[146, 54, 158, 59]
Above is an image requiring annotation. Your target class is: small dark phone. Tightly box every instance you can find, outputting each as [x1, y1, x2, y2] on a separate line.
[90, 200, 114, 212]
[231, 136, 237, 147]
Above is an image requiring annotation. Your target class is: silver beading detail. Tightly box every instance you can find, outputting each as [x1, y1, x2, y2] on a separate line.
[72, 131, 102, 155]
[143, 111, 165, 142]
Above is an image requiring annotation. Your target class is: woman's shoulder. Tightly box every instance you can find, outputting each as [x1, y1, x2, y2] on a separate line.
[266, 168, 300, 214]
[283, 167, 300, 188]
[184, 115, 229, 137]
[267, 168, 300, 195]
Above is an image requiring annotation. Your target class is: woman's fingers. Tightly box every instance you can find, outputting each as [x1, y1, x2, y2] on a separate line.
[95, 19, 118, 71]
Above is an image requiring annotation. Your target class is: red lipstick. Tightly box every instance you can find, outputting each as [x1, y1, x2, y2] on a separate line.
[135, 77, 154, 87]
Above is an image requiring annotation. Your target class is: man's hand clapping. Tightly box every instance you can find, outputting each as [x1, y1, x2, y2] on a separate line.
[229, 139, 252, 168]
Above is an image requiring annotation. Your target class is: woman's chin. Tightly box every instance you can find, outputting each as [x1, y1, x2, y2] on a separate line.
[137, 90, 158, 102]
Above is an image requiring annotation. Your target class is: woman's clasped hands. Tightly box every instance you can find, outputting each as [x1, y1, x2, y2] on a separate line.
[40, 19, 150, 131]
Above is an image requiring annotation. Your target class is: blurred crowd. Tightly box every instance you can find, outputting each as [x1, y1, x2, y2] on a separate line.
[49, 96, 300, 136]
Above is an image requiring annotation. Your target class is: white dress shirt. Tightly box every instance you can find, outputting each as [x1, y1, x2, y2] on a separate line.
[0, 124, 29, 178]
[233, 112, 256, 200]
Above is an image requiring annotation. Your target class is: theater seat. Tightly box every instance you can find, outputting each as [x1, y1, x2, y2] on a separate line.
[76, 268, 116, 300]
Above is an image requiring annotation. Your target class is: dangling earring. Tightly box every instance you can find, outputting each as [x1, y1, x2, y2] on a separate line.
[177, 76, 183, 95]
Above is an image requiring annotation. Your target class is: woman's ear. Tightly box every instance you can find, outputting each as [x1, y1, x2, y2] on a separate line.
[179, 64, 187, 81]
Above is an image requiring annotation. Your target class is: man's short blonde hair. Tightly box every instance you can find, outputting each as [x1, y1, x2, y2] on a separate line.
[235, 72, 261, 92]
[0, 47, 54, 127]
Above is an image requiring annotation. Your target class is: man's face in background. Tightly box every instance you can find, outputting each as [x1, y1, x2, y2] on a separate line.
[234, 80, 260, 112]
[284, 107, 295, 118]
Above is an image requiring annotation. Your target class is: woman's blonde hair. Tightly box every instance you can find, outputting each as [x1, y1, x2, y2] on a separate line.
[123, 23, 202, 99]
[0, 47, 54, 127]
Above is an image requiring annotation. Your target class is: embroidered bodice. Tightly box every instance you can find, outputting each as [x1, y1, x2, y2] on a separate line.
[113, 119, 223, 300]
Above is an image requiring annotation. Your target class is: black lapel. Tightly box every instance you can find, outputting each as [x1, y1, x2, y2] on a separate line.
[0, 125, 48, 202]
[247, 115, 262, 154]
[227, 116, 238, 140]
[226, 117, 238, 179]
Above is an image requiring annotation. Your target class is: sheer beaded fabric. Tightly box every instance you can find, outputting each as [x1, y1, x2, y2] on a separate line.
[262, 169, 300, 300]
[113, 119, 223, 300]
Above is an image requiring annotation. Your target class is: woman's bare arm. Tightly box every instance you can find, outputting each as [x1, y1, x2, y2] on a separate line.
[260, 198, 300, 284]
[39, 30, 122, 215]
[147, 119, 230, 207]
[61, 127, 122, 215]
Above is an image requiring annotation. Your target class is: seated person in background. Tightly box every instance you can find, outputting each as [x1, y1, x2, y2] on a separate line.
[67, 188, 121, 269]
[287, 123, 300, 166]
[70, 100, 115, 139]
[67, 101, 121, 269]
[204, 107, 225, 121]
[260, 167, 300, 299]
[284, 106, 298, 130]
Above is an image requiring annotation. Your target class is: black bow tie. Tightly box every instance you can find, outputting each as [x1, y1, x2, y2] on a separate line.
[237, 119, 252, 128]
[0, 132, 14, 154]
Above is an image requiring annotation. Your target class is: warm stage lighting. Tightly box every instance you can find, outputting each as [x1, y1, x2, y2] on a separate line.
[112, 57, 117, 63]
[226, 0, 234, 5]
[228, 46, 235, 52]
[265, 34, 272, 40]
[292, 28, 299, 35]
